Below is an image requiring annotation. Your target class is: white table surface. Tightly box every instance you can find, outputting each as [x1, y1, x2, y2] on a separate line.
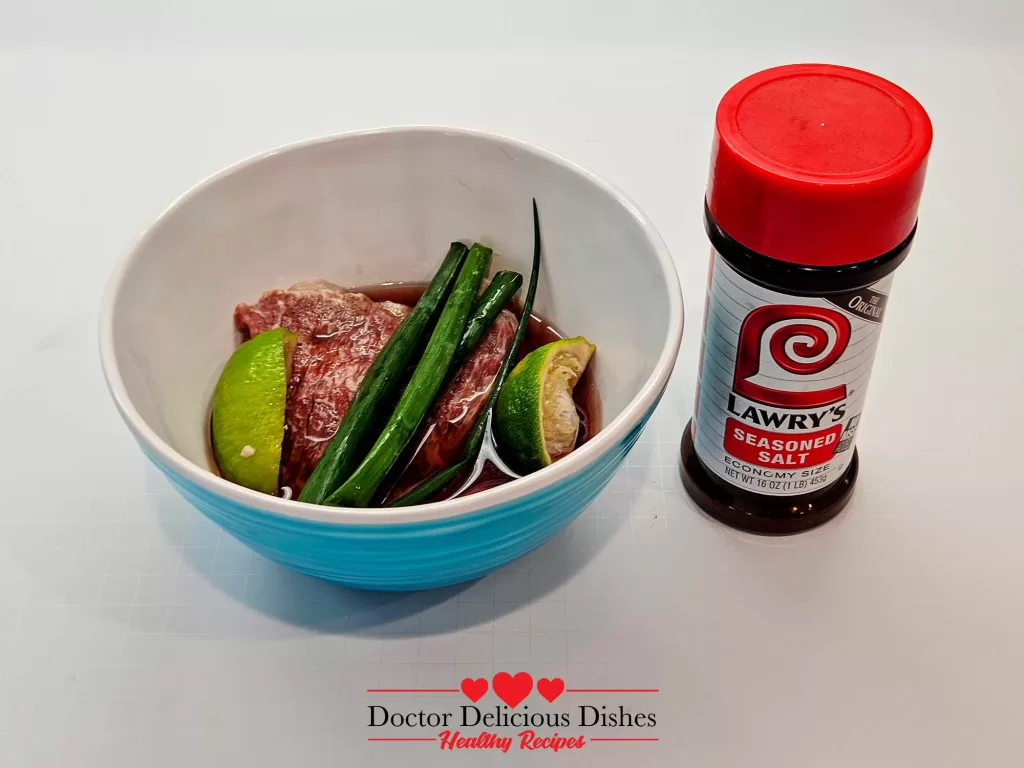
[2, 3, 1023, 766]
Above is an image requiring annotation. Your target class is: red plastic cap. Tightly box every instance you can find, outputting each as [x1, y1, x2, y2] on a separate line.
[708, 64, 933, 267]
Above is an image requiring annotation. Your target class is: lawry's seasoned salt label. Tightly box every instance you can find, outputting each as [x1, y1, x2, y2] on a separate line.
[691, 252, 892, 497]
[681, 64, 931, 533]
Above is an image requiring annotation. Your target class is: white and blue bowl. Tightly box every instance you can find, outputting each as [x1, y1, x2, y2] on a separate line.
[100, 128, 683, 590]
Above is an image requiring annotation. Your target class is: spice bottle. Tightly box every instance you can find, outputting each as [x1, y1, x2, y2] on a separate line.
[680, 64, 932, 534]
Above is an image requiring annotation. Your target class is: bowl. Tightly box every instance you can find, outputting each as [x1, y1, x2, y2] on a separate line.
[100, 127, 683, 591]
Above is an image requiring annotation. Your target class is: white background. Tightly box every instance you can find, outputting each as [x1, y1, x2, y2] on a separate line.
[1, 2, 1022, 766]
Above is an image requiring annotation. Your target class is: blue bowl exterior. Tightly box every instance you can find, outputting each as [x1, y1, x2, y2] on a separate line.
[144, 398, 661, 591]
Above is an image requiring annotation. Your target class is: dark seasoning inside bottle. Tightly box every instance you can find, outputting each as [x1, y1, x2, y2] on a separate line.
[680, 64, 933, 535]
[207, 282, 601, 502]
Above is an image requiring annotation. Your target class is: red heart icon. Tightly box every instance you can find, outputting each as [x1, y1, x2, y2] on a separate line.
[460, 677, 488, 703]
[537, 677, 565, 703]
[492, 672, 533, 708]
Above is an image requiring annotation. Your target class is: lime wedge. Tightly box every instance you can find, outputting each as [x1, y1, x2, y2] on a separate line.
[211, 328, 297, 494]
[494, 336, 596, 473]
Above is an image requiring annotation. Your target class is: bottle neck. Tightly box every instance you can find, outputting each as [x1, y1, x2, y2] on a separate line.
[704, 200, 915, 296]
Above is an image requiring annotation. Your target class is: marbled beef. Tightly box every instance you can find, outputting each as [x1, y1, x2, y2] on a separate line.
[234, 281, 516, 496]
[234, 281, 409, 492]
[387, 309, 516, 500]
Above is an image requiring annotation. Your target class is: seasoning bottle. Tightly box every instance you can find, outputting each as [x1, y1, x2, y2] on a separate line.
[680, 64, 932, 534]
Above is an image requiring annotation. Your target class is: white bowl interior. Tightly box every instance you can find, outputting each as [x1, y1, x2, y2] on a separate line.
[110, 130, 673, 474]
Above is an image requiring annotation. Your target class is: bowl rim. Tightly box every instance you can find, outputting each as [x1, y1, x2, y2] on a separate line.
[99, 125, 684, 526]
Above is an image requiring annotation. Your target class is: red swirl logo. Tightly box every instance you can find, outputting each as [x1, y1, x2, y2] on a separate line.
[733, 305, 851, 409]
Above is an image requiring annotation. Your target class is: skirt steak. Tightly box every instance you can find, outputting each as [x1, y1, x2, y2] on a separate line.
[234, 281, 516, 497]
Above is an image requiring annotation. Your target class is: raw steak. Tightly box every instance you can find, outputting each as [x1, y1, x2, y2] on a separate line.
[388, 309, 517, 500]
[233, 281, 517, 497]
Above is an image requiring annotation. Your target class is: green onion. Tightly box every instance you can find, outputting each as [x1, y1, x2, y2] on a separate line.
[454, 270, 524, 366]
[326, 244, 492, 507]
[380, 269, 523, 503]
[387, 462, 468, 507]
[387, 200, 543, 507]
[298, 243, 468, 505]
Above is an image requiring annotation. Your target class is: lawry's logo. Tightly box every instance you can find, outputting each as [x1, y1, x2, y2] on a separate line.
[733, 305, 852, 409]
[367, 672, 659, 755]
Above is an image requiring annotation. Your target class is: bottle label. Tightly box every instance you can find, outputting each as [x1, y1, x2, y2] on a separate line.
[691, 251, 893, 497]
